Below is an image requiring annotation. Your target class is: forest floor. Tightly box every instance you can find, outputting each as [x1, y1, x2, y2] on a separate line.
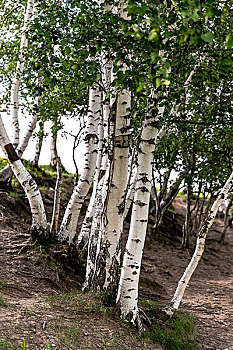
[0, 164, 232, 350]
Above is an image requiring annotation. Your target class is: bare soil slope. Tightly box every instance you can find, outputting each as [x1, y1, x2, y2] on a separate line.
[0, 172, 233, 350]
[141, 197, 233, 350]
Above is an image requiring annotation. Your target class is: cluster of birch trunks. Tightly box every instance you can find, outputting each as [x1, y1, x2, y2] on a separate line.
[0, 0, 233, 326]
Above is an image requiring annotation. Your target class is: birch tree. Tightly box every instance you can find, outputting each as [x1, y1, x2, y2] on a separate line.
[116, 95, 164, 325]
[58, 86, 101, 244]
[11, 0, 35, 148]
[0, 113, 48, 238]
[164, 170, 233, 316]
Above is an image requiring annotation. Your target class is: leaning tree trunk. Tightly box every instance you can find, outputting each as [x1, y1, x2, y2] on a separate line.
[0, 114, 48, 238]
[116, 101, 165, 326]
[11, 0, 35, 148]
[0, 111, 39, 185]
[58, 86, 101, 245]
[0, 113, 38, 184]
[164, 170, 233, 316]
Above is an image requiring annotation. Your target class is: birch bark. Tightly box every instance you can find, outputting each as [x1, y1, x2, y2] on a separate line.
[116, 101, 164, 325]
[165, 170, 233, 316]
[77, 105, 104, 247]
[89, 0, 132, 297]
[58, 86, 101, 245]
[0, 114, 48, 238]
[0, 113, 38, 184]
[50, 120, 59, 167]
[82, 49, 112, 288]
[31, 124, 44, 165]
[11, 0, 35, 148]
[17, 114, 38, 158]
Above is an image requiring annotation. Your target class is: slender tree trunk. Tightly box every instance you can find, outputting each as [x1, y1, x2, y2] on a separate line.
[0, 114, 48, 238]
[123, 166, 138, 221]
[0, 91, 39, 185]
[58, 86, 101, 245]
[181, 181, 192, 249]
[116, 100, 164, 325]
[11, 0, 35, 148]
[50, 120, 59, 167]
[83, 167, 109, 291]
[82, 50, 112, 287]
[17, 114, 38, 158]
[164, 171, 233, 316]
[50, 157, 62, 239]
[220, 198, 233, 242]
[155, 170, 186, 230]
[31, 127, 44, 166]
[77, 106, 104, 247]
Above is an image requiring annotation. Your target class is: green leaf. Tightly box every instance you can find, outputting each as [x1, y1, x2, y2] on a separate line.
[226, 34, 233, 49]
[65, 47, 71, 55]
[149, 30, 158, 41]
[201, 32, 214, 43]
[162, 79, 170, 86]
[156, 77, 161, 88]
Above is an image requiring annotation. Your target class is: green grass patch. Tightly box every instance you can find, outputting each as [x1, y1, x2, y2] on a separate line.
[143, 312, 199, 350]
[0, 280, 7, 288]
[140, 298, 159, 308]
[0, 338, 12, 349]
[0, 295, 8, 307]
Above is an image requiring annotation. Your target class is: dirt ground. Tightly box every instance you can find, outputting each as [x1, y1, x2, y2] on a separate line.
[140, 197, 233, 350]
[0, 182, 233, 349]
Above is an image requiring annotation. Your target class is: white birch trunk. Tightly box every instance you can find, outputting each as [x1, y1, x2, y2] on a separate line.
[77, 40, 112, 248]
[50, 120, 59, 167]
[123, 166, 138, 221]
[116, 103, 164, 325]
[90, 0, 132, 296]
[164, 171, 233, 316]
[11, 0, 35, 148]
[82, 46, 112, 287]
[77, 107, 104, 246]
[0, 114, 48, 238]
[93, 88, 131, 296]
[0, 113, 38, 184]
[17, 114, 38, 157]
[58, 86, 101, 245]
[83, 167, 109, 291]
[31, 122, 44, 165]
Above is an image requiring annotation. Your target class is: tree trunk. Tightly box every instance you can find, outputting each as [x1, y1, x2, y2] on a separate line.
[58, 86, 101, 245]
[181, 181, 192, 249]
[0, 112, 39, 185]
[165, 171, 233, 316]
[116, 101, 164, 325]
[0, 114, 48, 239]
[50, 157, 62, 239]
[11, 0, 35, 148]
[31, 126, 44, 166]
[77, 105, 104, 247]
[220, 198, 233, 242]
[155, 170, 186, 230]
[50, 120, 59, 167]
[17, 114, 38, 158]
